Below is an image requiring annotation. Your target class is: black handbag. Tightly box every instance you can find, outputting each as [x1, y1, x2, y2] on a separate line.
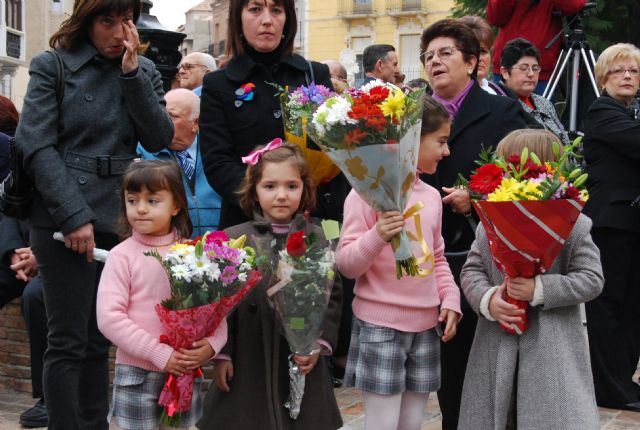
[0, 50, 64, 219]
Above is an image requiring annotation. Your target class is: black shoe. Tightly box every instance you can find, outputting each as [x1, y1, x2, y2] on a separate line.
[19, 398, 48, 428]
[621, 401, 640, 412]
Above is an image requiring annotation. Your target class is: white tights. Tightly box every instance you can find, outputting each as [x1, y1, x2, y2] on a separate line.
[363, 390, 430, 430]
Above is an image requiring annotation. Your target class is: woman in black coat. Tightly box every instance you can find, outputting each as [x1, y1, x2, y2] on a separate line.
[199, 0, 348, 229]
[583, 43, 640, 412]
[419, 19, 527, 430]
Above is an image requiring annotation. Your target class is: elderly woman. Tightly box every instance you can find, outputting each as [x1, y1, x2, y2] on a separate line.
[199, 0, 346, 230]
[420, 18, 527, 430]
[459, 15, 507, 96]
[499, 38, 570, 144]
[583, 43, 640, 412]
[15, 0, 172, 428]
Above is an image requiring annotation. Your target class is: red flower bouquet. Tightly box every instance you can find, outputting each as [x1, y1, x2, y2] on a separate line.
[462, 140, 589, 334]
[145, 233, 261, 425]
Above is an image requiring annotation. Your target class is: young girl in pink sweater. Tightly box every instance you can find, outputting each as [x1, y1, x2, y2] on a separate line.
[337, 96, 461, 430]
[96, 160, 227, 430]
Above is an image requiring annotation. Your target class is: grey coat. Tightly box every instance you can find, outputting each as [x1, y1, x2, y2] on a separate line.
[458, 215, 603, 430]
[16, 43, 173, 235]
[520, 93, 570, 145]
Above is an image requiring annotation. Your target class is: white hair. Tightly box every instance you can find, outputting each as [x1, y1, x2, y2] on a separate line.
[185, 52, 217, 72]
[165, 88, 200, 121]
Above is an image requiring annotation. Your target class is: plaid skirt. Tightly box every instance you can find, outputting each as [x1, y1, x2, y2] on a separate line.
[343, 317, 441, 395]
[109, 364, 203, 430]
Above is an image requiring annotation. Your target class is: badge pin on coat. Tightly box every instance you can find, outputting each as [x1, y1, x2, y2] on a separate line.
[235, 83, 255, 107]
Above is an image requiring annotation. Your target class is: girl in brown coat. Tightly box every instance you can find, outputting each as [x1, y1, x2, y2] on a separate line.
[197, 141, 343, 430]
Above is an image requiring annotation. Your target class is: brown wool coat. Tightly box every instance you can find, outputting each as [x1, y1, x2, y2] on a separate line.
[197, 215, 343, 430]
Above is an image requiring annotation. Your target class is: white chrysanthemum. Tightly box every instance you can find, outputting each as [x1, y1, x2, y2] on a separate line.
[192, 254, 212, 277]
[312, 96, 355, 137]
[171, 264, 192, 282]
[360, 79, 399, 94]
[206, 262, 221, 282]
[239, 262, 252, 273]
[237, 272, 247, 282]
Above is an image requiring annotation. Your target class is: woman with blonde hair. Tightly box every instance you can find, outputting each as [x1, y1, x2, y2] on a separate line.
[15, 0, 173, 428]
[583, 42, 640, 412]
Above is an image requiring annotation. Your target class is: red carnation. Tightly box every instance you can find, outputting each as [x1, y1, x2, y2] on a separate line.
[286, 231, 307, 257]
[368, 86, 390, 104]
[564, 184, 581, 201]
[522, 161, 547, 179]
[469, 164, 504, 194]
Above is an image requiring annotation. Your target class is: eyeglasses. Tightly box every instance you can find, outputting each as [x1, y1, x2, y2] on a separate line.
[511, 64, 542, 73]
[422, 46, 458, 65]
[178, 63, 208, 71]
[607, 67, 640, 77]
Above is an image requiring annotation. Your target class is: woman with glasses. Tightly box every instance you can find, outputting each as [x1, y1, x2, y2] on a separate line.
[499, 38, 570, 144]
[583, 43, 640, 412]
[419, 19, 527, 430]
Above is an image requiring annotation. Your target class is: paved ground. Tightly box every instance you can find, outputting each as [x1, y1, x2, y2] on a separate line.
[2, 386, 640, 429]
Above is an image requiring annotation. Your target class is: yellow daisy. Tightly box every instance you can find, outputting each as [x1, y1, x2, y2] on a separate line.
[380, 89, 406, 121]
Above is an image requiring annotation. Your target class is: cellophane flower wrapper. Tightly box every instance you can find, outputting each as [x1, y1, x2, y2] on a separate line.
[279, 83, 341, 185]
[254, 219, 337, 419]
[307, 81, 426, 278]
[464, 141, 589, 334]
[146, 232, 261, 425]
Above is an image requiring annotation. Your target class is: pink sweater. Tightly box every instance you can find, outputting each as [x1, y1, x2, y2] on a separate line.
[337, 180, 461, 332]
[97, 229, 228, 372]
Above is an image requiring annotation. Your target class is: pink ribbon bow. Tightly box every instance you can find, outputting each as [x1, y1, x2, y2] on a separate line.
[241, 138, 283, 165]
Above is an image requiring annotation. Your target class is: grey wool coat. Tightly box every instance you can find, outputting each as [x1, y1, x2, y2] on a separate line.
[15, 42, 173, 235]
[458, 214, 603, 430]
[197, 214, 343, 430]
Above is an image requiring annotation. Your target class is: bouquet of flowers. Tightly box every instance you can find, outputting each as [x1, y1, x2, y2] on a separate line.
[274, 82, 341, 184]
[307, 80, 426, 278]
[462, 139, 588, 334]
[255, 217, 338, 419]
[145, 231, 261, 425]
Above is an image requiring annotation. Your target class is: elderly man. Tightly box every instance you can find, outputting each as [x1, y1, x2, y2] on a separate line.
[362, 44, 399, 84]
[137, 89, 221, 236]
[177, 52, 217, 95]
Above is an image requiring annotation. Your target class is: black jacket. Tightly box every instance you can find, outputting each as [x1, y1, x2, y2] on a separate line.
[422, 82, 528, 254]
[199, 53, 337, 228]
[583, 94, 640, 232]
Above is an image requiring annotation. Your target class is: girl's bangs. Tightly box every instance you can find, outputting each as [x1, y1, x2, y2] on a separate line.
[123, 165, 171, 194]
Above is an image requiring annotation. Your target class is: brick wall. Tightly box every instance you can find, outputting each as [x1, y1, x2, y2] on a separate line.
[0, 298, 214, 395]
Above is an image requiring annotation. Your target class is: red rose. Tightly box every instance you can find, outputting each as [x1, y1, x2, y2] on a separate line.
[469, 163, 504, 194]
[286, 231, 307, 257]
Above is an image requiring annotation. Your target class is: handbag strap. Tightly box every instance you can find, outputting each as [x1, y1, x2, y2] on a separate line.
[46, 50, 65, 105]
[305, 59, 315, 86]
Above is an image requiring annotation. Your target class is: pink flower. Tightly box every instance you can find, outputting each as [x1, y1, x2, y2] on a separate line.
[206, 231, 229, 245]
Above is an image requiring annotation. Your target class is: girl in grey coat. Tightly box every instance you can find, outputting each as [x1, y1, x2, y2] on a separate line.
[458, 215, 603, 430]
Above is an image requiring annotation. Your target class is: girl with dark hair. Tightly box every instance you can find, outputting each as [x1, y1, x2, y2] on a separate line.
[198, 141, 343, 430]
[97, 161, 228, 430]
[420, 18, 527, 430]
[15, 0, 173, 428]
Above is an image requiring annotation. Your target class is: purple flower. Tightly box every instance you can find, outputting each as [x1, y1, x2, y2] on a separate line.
[220, 266, 238, 285]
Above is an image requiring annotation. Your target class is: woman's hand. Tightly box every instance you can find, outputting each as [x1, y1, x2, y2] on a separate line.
[439, 308, 460, 342]
[213, 360, 234, 392]
[293, 352, 320, 375]
[376, 211, 405, 242]
[64, 223, 95, 262]
[121, 18, 139, 74]
[10, 247, 38, 282]
[506, 276, 535, 302]
[179, 339, 214, 370]
[164, 351, 188, 377]
[489, 282, 525, 329]
[442, 187, 471, 215]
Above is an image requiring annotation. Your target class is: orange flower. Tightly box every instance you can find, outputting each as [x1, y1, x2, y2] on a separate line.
[344, 129, 368, 147]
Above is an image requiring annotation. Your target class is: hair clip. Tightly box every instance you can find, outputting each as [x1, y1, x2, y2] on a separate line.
[241, 138, 283, 165]
[235, 83, 255, 107]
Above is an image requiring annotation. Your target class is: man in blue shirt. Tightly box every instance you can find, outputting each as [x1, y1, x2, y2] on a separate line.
[138, 88, 221, 236]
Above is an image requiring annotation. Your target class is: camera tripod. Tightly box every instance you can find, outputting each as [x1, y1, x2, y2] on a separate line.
[543, 3, 599, 134]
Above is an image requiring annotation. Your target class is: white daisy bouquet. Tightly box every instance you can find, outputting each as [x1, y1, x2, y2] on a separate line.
[145, 231, 261, 425]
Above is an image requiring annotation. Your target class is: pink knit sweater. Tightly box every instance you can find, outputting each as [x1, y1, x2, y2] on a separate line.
[97, 229, 228, 372]
[337, 180, 461, 332]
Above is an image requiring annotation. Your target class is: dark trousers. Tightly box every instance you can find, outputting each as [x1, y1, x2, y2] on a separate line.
[31, 228, 117, 430]
[0, 266, 47, 399]
[437, 309, 477, 430]
[586, 227, 640, 408]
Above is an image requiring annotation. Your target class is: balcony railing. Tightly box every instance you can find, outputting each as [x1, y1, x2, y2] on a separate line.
[338, 0, 374, 17]
[385, 0, 428, 14]
[6, 31, 21, 59]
